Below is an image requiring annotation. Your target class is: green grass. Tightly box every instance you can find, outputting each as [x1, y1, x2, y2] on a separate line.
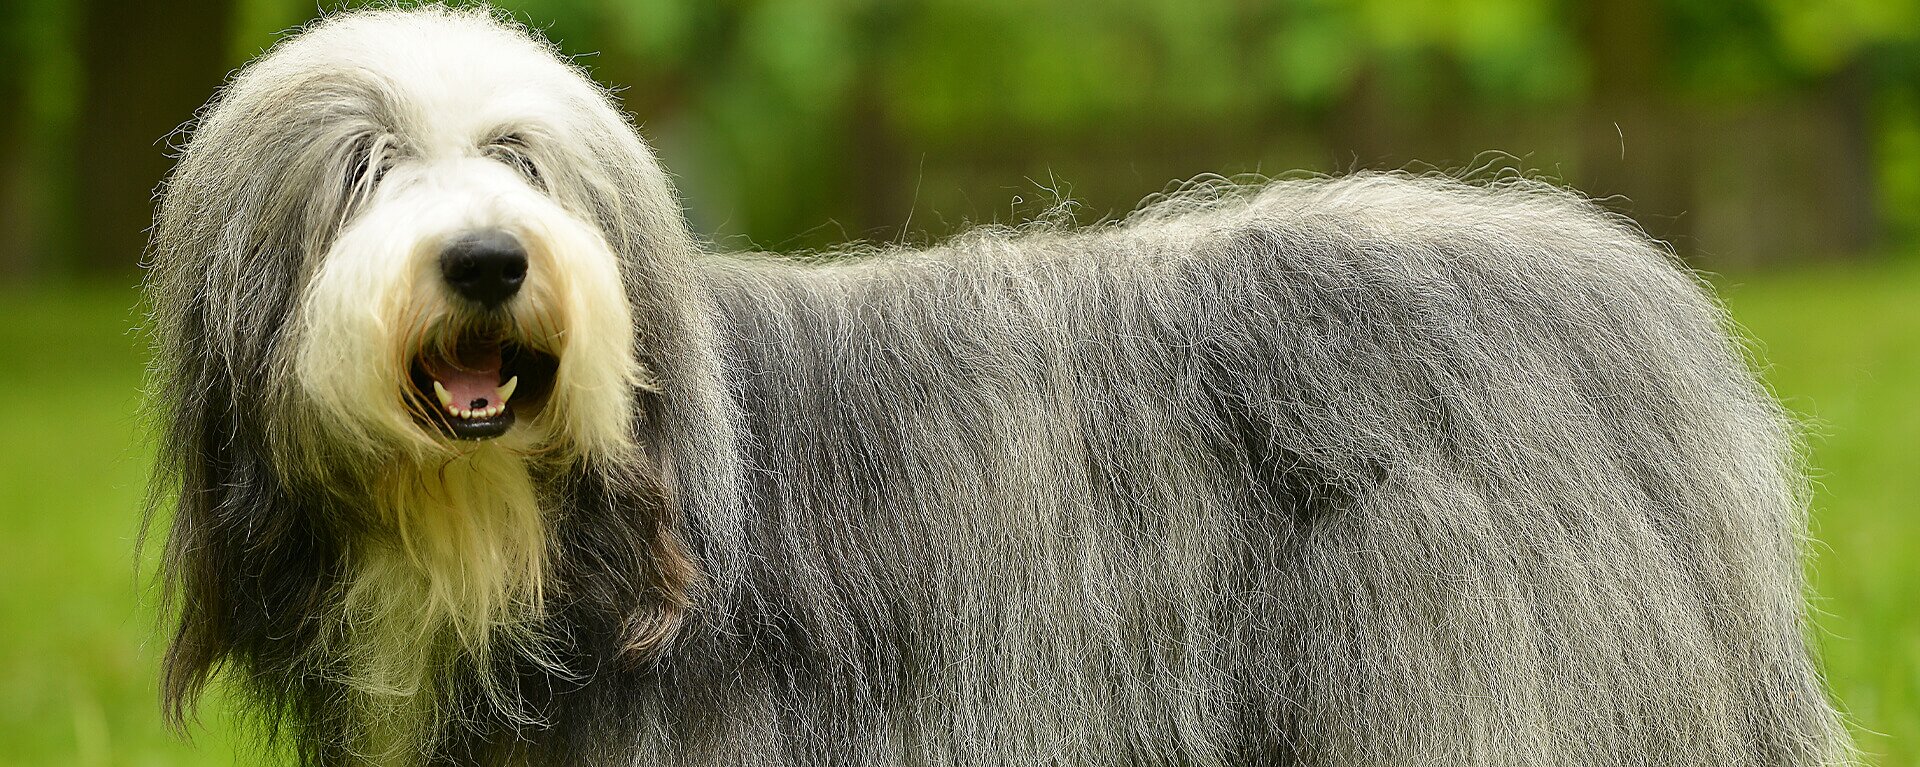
[0, 267, 1914, 765]
[0, 287, 244, 766]
[1721, 264, 1920, 765]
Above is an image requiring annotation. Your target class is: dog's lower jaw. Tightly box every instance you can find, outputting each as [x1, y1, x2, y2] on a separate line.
[331, 445, 557, 763]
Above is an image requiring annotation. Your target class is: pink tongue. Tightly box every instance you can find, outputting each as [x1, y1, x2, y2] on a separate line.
[425, 340, 504, 411]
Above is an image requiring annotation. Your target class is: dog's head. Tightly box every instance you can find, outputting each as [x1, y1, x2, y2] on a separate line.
[151, 7, 697, 483]
[146, 8, 701, 734]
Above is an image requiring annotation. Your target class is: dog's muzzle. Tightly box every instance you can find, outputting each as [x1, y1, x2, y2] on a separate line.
[406, 230, 558, 441]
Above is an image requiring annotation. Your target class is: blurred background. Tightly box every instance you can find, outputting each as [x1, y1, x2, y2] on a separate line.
[0, 0, 1914, 764]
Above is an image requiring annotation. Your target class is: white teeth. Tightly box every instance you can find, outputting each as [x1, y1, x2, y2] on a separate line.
[430, 378, 514, 423]
[444, 402, 505, 420]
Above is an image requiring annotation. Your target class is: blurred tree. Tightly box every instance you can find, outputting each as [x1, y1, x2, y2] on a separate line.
[0, 0, 30, 280]
[1579, 0, 1695, 249]
[6, 0, 1920, 279]
[73, 0, 236, 274]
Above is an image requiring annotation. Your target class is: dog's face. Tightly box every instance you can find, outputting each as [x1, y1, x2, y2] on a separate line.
[213, 11, 651, 474]
[146, 11, 703, 737]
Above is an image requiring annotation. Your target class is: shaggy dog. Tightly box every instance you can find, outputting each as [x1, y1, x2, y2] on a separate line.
[146, 6, 1852, 766]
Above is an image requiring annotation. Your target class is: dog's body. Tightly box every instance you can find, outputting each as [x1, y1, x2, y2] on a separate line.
[146, 7, 1851, 766]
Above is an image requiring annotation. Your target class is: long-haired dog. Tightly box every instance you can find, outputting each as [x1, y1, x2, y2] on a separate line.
[146, 6, 1852, 766]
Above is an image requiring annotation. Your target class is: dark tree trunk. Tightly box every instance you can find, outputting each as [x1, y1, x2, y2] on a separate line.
[1823, 59, 1878, 255]
[1579, 0, 1696, 255]
[73, 0, 236, 274]
[849, 73, 908, 242]
[0, 0, 34, 280]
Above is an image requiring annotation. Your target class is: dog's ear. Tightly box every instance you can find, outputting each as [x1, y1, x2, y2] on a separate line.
[148, 362, 339, 730]
[145, 128, 337, 724]
[145, 300, 236, 729]
[152, 447, 227, 730]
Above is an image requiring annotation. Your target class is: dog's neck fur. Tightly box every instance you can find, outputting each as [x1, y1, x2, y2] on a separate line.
[333, 445, 555, 762]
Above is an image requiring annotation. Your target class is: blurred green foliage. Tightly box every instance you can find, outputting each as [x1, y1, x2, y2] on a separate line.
[6, 0, 1920, 274]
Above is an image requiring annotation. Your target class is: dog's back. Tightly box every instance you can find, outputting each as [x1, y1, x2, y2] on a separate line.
[681, 175, 1848, 765]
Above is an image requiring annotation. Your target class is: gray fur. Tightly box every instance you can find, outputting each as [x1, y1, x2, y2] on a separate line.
[146, 6, 1852, 766]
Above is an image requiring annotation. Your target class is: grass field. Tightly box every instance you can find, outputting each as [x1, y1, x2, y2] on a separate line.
[0, 267, 1914, 766]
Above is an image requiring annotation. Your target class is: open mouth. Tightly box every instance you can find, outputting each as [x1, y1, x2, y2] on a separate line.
[408, 330, 558, 440]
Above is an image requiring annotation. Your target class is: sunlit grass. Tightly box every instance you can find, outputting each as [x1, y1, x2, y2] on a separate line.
[0, 287, 245, 766]
[0, 265, 1912, 765]
[1720, 263, 1920, 766]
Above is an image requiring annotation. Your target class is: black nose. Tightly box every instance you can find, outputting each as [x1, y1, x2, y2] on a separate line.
[440, 230, 527, 308]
